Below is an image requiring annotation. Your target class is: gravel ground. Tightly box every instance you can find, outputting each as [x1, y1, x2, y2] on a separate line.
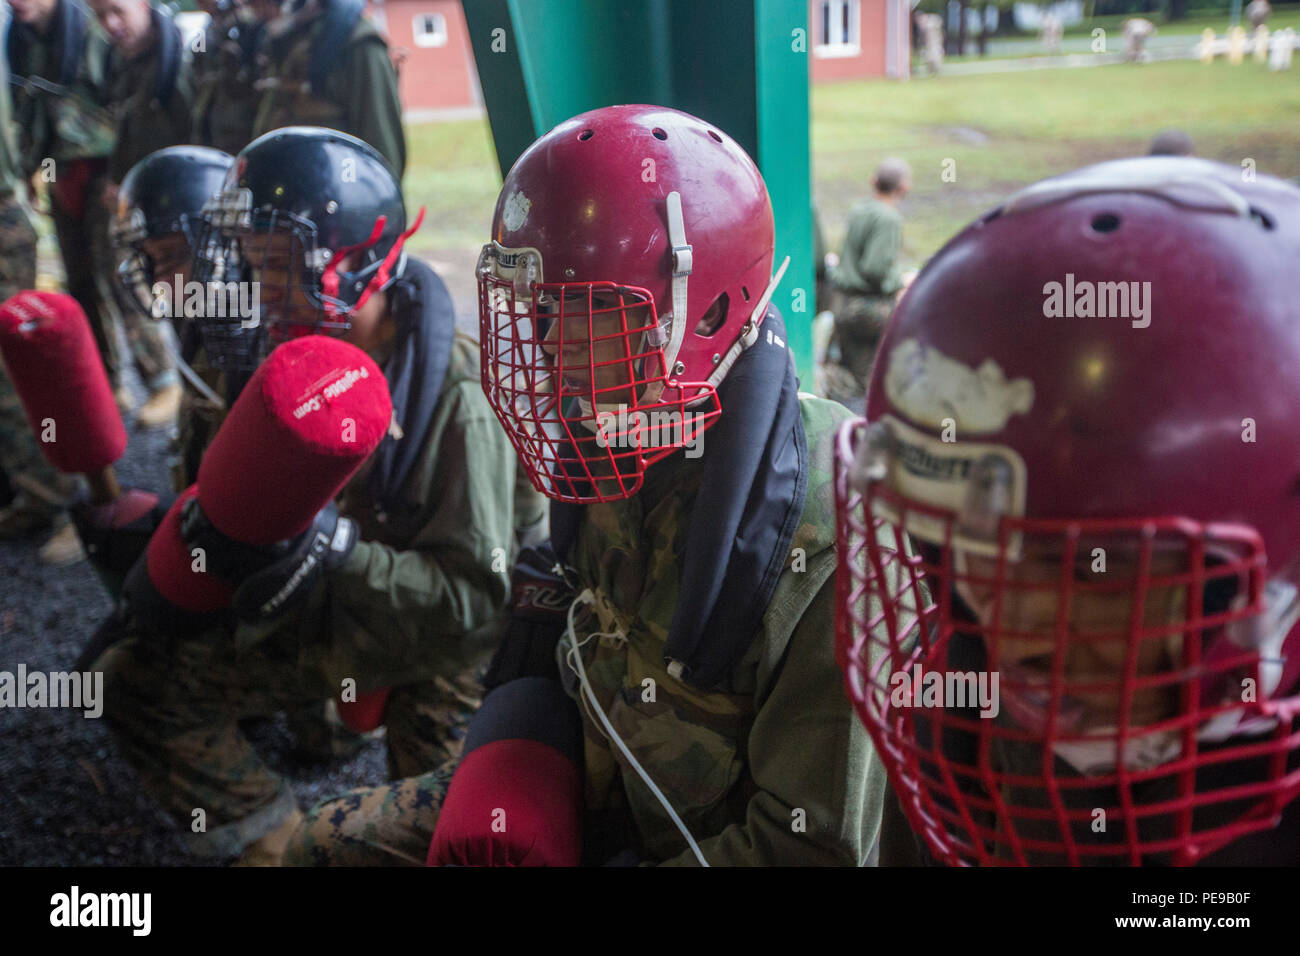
[0, 370, 391, 867]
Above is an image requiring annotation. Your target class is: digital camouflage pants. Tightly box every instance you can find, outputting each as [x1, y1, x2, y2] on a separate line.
[284, 765, 451, 866]
[0, 192, 76, 518]
[96, 601, 491, 859]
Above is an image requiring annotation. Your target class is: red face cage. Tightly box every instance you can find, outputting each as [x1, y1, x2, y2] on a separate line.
[477, 247, 721, 504]
[833, 419, 1300, 866]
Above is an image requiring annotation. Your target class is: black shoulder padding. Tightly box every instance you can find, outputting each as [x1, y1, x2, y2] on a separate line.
[150, 4, 181, 108]
[57, 0, 87, 88]
[309, 0, 364, 96]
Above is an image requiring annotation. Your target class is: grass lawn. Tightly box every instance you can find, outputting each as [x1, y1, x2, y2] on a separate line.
[397, 56, 1299, 312]
[813, 57, 1300, 266]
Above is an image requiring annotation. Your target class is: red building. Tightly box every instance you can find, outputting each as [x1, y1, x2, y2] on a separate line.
[367, 0, 484, 118]
[369, 0, 910, 117]
[809, 0, 912, 82]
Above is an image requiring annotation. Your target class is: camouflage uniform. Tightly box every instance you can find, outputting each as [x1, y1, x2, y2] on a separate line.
[252, 1, 406, 177]
[286, 396, 889, 866]
[97, 332, 541, 857]
[8, 1, 127, 386]
[0, 39, 77, 522]
[191, 5, 262, 155]
[826, 198, 905, 411]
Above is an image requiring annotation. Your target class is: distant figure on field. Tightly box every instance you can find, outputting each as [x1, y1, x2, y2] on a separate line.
[823, 158, 913, 412]
[1123, 17, 1156, 62]
[1248, 0, 1271, 30]
[1041, 12, 1063, 54]
[1149, 129, 1194, 157]
[916, 13, 944, 74]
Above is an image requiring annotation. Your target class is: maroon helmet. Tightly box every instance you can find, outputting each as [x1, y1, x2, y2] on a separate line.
[834, 157, 1300, 865]
[477, 104, 780, 503]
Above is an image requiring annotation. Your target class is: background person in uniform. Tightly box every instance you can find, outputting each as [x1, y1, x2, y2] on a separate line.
[249, 0, 405, 178]
[191, 0, 262, 155]
[89, 0, 196, 428]
[7, 0, 166, 425]
[94, 128, 543, 865]
[0, 8, 82, 565]
[823, 157, 912, 413]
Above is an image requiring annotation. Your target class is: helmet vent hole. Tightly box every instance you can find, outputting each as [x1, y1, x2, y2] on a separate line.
[695, 294, 728, 337]
[741, 285, 751, 302]
[1091, 213, 1122, 234]
[652, 128, 668, 141]
[579, 129, 594, 141]
[708, 130, 723, 143]
[1249, 207, 1276, 230]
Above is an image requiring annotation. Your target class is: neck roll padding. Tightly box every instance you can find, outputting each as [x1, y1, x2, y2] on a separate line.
[0, 291, 127, 473]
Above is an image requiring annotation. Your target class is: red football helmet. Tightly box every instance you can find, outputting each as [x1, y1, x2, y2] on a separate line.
[834, 157, 1300, 866]
[477, 104, 779, 503]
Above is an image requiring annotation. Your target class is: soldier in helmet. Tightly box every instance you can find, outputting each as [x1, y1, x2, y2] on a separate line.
[93, 127, 544, 865]
[286, 105, 890, 867]
[248, 0, 405, 177]
[63, 145, 236, 607]
[110, 145, 233, 491]
[834, 158, 1300, 867]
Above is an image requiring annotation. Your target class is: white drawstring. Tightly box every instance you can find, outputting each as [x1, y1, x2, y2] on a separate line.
[562, 590, 710, 867]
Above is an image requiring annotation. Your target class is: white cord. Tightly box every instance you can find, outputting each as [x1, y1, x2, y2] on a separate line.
[563, 591, 710, 867]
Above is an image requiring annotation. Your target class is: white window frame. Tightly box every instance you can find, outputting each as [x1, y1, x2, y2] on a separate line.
[413, 12, 448, 48]
[815, 0, 862, 58]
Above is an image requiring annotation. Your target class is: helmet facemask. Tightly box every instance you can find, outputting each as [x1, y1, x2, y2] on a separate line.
[193, 185, 421, 373]
[478, 240, 722, 504]
[834, 418, 1300, 866]
[112, 207, 206, 324]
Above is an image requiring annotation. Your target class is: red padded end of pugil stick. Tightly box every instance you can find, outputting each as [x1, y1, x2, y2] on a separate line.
[0, 290, 127, 472]
[197, 336, 393, 545]
[146, 485, 235, 612]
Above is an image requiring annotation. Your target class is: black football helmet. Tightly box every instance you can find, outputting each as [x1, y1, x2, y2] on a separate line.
[112, 146, 235, 322]
[192, 125, 424, 371]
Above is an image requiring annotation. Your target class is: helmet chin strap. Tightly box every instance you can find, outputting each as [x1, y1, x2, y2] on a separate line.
[319, 206, 426, 317]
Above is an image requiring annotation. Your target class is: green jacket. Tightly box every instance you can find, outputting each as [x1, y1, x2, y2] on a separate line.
[8, 0, 115, 177]
[252, 7, 406, 178]
[832, 197, 904, 298]
[106, 12, 196, 183]
[232, 333, 542, 683]
[565, 394, 887, 866]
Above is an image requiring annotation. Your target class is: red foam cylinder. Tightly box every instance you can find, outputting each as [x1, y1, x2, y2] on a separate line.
[147, 337, 391, 613]
[428, 739, 583, 867]
[337, 688, 392, 733]
[0, 290, 127, 472]
[197, 336, 392, 544]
